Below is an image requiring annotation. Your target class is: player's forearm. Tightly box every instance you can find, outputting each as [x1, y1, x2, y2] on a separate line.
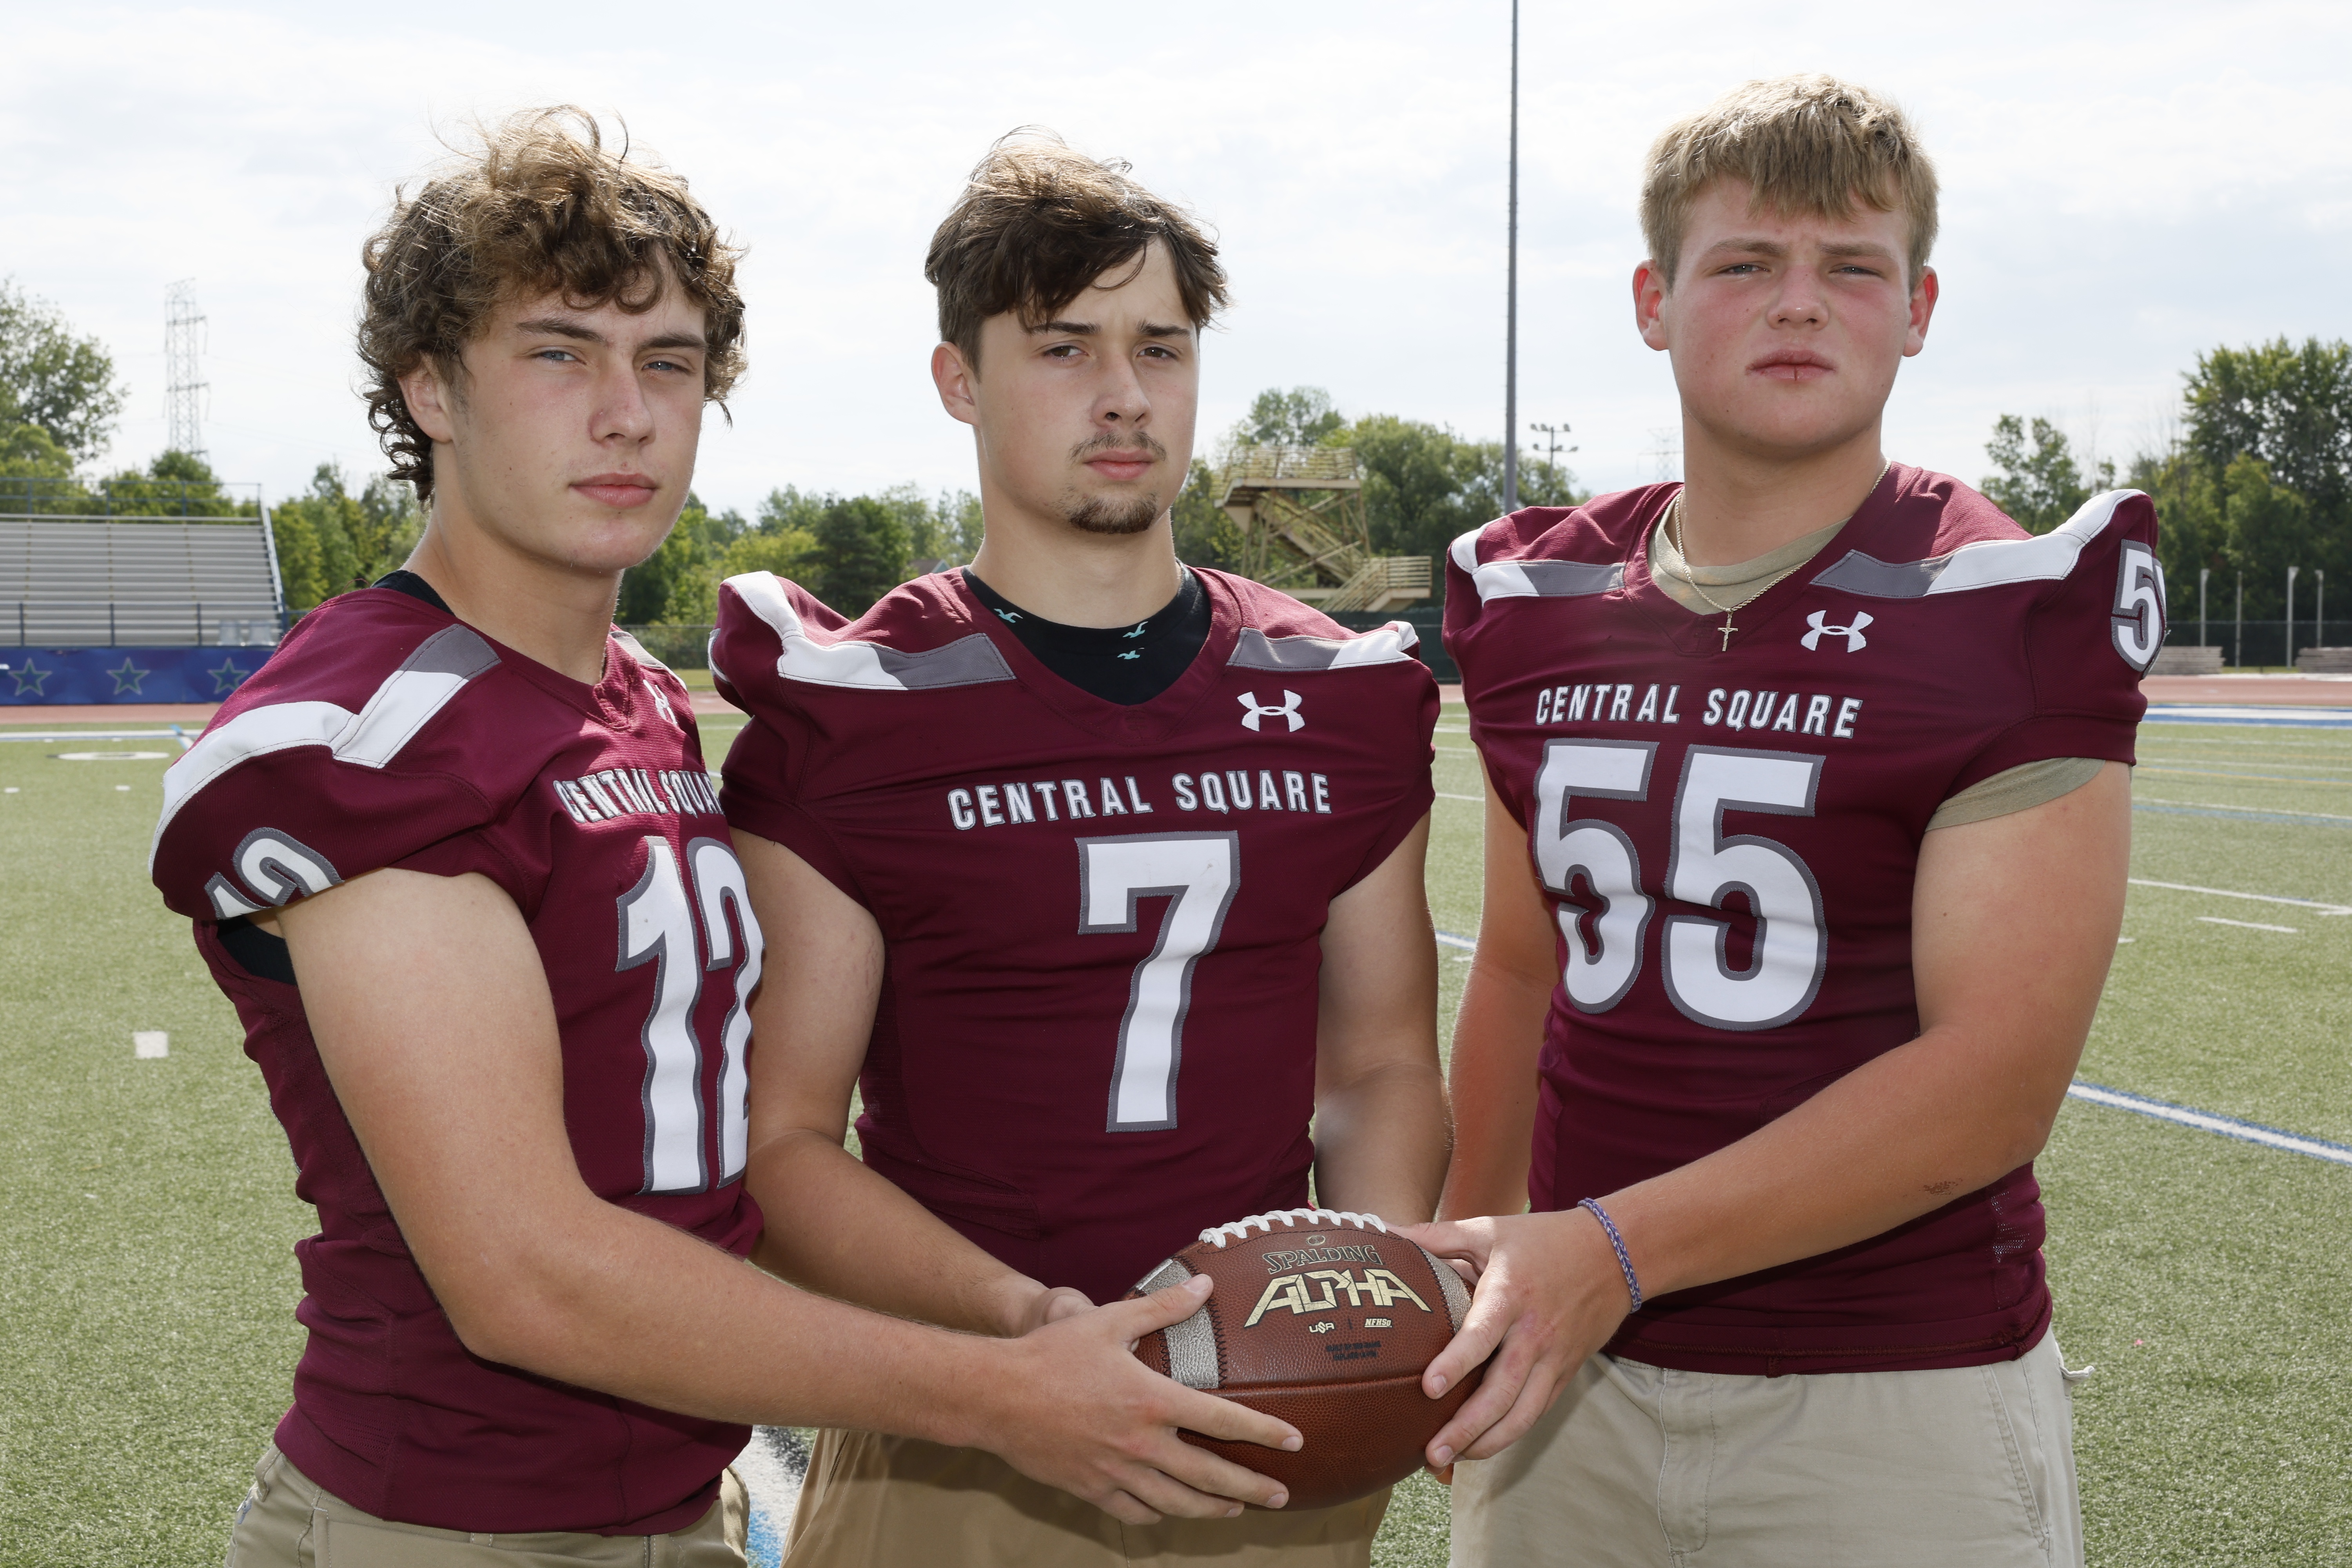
[1311, 1059, 1448, 1224]
[1600, 1020, 2080, 1301]
[443, 1185, 1008, 1435]
[746, 1129, 1046, 1336]
[1436, 957, 1549, 1220]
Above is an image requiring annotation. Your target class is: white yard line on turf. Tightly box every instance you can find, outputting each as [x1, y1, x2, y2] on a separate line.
[2068, 1082, 2352, 1168]
[1437, 791, 1481, 802]
[2197, 916, 2299, 933]
[1436, 931, 1476, 951]
[2143, 705, 2352, 729]
[2137, 796, 2352, 822]
[2127, 878, 2352, 916]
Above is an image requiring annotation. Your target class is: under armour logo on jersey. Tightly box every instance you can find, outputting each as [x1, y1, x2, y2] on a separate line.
[649, 685, 680, 728]
[1801, 610, 1875, 652]
[1239, 690, 1305, 732]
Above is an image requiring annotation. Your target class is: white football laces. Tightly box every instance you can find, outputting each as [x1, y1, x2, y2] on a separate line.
[1196, 1207, 1389, 1248]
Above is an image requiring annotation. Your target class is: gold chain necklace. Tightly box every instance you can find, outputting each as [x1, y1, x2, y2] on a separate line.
[1665, 463, 1891, 652]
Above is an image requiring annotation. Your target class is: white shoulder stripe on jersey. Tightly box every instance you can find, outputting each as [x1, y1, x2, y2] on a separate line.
[151, 624, 498, 869]
[726, 571, 1014, 691]
[1448, 523, 1493, 574]
[1812, 490, 2142, 599]
[1229, 622, 1421, 673]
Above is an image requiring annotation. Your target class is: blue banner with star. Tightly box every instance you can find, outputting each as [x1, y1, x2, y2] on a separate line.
[0, 646, 272, 704]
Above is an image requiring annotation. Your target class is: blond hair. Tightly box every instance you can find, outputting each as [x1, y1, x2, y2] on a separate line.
[358, 107, 746, 501]
[1640, 75, 1937, 288]
[926, 130, 1227, 368]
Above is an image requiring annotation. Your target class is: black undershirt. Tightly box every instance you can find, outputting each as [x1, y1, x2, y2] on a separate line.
[216, 570, 454, 984]
[962, 568, 1209, 707]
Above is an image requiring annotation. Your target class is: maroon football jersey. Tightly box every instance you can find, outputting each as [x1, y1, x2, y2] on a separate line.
[1445, 466, 2158, 1376]
[151, 588, 762, 1534]
[713, 568, 1437, 1307]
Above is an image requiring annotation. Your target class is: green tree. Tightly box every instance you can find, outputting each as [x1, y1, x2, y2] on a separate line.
[1982, 415, 2112, 534]
[2127, 338, 2352, 628]
[0, 422, 82, 512]
[269, 465, 363, 611]
[1242, 387, 1346, 448]
[615, 492, 747, 625]
[812, 495, 911, 613]
[1171, 459, 1245, 572]
[97, 449, 256, 519]
[721, 528, 816, 582]
[2182, 338, 2352, 517]
[0, 278, 127, 463]
[1346, 414, 1581, 565]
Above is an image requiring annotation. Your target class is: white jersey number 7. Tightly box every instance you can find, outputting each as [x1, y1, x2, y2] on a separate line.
[1077, 831, 1242, 1132]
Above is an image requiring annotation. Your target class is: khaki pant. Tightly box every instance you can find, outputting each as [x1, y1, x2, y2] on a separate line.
[223, 1445, 749, 1567]
[781, 1428, 1387, 1567]
[1452, 1334, 2085, 1568]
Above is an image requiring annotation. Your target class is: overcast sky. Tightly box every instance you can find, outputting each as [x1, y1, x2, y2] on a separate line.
[4, 1, 2347, 518]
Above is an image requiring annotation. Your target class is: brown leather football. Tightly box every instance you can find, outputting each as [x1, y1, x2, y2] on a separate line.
[1124, 1207, 1483, 1510]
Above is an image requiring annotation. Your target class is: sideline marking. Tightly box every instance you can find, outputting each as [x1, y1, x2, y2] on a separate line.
[0, 730, 183, 743]
[1436, 931, 1476, 951]
[1437, 792, 1481, 802]
[133, 1032, 169, 1059]
[2144, 705, 2352, 730]
[2197, 916, 2298, 933]
[2068, 1082, 2352, 1169]
[2127, 877, 2352, 916]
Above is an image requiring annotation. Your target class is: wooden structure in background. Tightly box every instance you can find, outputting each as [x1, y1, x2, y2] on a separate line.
[1219, 445, 1430, 613]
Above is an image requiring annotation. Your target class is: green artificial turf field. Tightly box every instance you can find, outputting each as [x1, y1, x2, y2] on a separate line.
[1, 705, 2345, 1564]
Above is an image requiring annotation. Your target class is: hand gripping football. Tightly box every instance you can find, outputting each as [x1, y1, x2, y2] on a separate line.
[1125, 1207, 1484, 1510]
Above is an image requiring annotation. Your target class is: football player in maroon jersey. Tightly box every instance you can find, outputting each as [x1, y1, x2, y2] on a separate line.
[714, 134, 1448, 1564]
[1405, 77, 2149, 1567]
[153, 110, 1302, 1566]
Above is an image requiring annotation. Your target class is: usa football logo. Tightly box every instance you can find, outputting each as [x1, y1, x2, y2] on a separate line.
[1801, 610, 1873, 652]
[1239, 690, 1305, 732]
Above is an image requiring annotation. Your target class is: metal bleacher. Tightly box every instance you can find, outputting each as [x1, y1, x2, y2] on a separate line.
[0, 515, 285, 648]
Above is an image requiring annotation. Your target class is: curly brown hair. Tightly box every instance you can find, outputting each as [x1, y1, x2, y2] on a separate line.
[926, 130, 1226, 369]
[358, 107, 746, 502]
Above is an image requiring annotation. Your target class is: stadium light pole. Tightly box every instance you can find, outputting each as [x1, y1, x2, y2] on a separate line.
[1502, 0, 1520, 514]
[2234, 572, 2243, 670]
[2199, 566, 2209, 650]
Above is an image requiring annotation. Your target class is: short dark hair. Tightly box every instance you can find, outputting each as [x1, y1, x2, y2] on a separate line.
[925, 130, 1227, 368]
[1641, 75, 1938, 289]
[358, 107, 747, 502]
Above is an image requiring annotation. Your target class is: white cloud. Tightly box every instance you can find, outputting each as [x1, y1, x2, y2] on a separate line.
[0, 0, 2344, 512]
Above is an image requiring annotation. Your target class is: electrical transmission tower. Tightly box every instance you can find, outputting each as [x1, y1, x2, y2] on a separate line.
[165, 280, 208, 459]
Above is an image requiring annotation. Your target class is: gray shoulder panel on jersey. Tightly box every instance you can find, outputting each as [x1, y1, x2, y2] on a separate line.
[1451, 519, 1625, 604]
[610, 627, 668, 673]
[1468, 558, 1624, 604]
[1229, 622, 1421, 673]
[1812, 489, 2141, 600]
[151, 623, 499, 869]
[727, 570, 1014, 690]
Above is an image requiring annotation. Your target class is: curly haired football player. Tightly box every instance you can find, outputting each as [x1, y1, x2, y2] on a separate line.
[1408, 76, 2152, 1568]
[154, 108, 1300, 1566]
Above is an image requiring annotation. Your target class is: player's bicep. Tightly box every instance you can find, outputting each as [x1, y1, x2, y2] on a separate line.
[1315, 811, 1438, 1089]
[1912, 760, 2130, 1080]
[733, 828, 882, 1147]
[275, 869, 579, 1324]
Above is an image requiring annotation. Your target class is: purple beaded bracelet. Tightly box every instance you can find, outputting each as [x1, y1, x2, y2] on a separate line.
[1578, 1198, 1643, 1311]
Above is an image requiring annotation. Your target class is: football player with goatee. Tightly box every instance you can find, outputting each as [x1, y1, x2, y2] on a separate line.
[713, 133, 1448, 1566]
[152, 110, 1305, 1566]
[1406, 76, 2155, 1568]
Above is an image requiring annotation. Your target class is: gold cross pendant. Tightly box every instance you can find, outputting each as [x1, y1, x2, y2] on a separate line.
[1718, 613, 1737, 651]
